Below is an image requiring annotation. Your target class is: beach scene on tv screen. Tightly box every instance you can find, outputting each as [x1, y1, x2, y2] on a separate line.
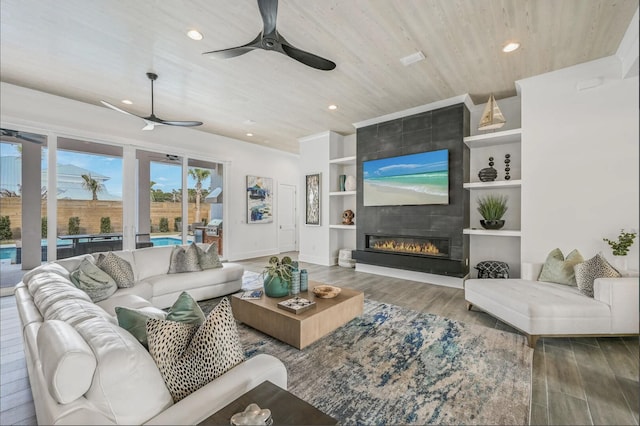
[363, 149, 449, 206]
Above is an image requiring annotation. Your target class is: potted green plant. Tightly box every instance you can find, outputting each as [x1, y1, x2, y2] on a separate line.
[262, 256, 295, 297]
[477, 194, 508, 230]
[603, 229, 637, 271]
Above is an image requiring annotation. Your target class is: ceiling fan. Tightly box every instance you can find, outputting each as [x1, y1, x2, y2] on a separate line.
[1, 128, 45, 144]
[100, 73, 203, 131]
[203, 0, 336, 71]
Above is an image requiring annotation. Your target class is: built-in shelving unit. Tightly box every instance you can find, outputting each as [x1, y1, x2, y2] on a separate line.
[464, 127, 522, 276]
[328, 137, 357, 264]
[463, 228, 522, 237]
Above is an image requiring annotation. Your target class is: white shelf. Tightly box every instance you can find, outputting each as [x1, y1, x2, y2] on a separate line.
[329, 190, 357, 196]
[329, 156, 356, 165]
[463, 180, 522, 189]
[329, 224, 357, 230]
[464, 228, 521, 237]
[464, 128, 521, 148]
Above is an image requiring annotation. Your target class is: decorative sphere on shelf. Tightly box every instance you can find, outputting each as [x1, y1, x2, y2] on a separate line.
[344, 175, 356, 191]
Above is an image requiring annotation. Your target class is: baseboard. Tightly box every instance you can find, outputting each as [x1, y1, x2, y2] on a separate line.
[298, 253, 333, 266]
[355, 263, 465, 289]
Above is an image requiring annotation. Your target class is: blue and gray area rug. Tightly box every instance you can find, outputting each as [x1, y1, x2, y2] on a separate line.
[232, 299, 533, 425]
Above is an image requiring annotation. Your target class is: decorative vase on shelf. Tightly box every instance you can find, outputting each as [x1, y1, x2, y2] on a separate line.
[344, 175, 356, 191]
[263, 275, 290, 298]
[480, 220, 505, 230]
[612, 256, 628, 273]
[339, 175, 346, 191]
[478, 157, 498, 182]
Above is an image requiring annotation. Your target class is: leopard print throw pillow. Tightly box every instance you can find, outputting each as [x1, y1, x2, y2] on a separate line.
[96, 252, 135, 288]
[146, 297, 245, 402]
[574, 253, 621, 297]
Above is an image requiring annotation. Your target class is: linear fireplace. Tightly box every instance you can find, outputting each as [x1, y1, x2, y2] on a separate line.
[366, 235, 450, 258]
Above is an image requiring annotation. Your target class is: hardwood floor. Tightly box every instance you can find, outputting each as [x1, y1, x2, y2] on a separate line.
[1, 253, 637, 425]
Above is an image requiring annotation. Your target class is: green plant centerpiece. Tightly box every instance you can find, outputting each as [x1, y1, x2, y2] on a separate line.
[603, 229, 637, 256]
[477, 194, 508, 230]
[263, 255, 296, 298]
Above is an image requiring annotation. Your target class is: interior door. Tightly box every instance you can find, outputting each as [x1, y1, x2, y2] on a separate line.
[278, 183, 297, 252]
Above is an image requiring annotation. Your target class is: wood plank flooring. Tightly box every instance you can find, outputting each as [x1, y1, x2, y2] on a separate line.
[1, 253, 638, 425]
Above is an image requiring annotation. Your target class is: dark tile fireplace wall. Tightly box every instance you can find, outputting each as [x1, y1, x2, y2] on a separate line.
[353, 103, 470, 277]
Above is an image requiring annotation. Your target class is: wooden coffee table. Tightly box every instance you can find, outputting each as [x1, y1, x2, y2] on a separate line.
[198, 380, 337, 425]
[231, 281, 364, 349]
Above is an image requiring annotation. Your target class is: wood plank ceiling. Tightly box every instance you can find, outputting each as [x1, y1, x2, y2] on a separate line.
[0, 0, 637, 153]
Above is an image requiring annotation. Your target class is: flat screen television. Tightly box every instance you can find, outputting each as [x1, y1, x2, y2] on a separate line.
[363, 149, 449, 206]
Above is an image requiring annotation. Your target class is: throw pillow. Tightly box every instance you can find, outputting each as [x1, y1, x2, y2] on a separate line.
[70, 258, 117, 302]
[96, 252, 135, 288]
[168, 244, 202, 274]
[574, 253, 621, 297]
[116, 291, 205, 348]
[195, 242, 223, 270]
[538, 248, 584, 286]
[147, 297, 245, 402]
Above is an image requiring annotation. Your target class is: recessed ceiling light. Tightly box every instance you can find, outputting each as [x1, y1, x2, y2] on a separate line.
[121, 99, 133, 105]
[187, 29, 203, 41]
[502, 42, 520, 53]
[244, 119, 256, 125]
[246, 133, 253, 137]
[400, 51, 426, 66]
[328, 104, 338, 110]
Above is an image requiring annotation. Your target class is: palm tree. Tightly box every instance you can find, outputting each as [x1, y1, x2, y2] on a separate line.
[188, 168, 211, 223]
[81, 174, 104, 201]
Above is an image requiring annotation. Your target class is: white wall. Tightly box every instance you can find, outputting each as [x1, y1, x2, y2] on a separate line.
[297, 131, 332, 265]
[518, 56, 639, 270]
[0, 82, 299, 262]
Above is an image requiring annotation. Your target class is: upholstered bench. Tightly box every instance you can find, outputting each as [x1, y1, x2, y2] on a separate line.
[465, 262, 639, 347]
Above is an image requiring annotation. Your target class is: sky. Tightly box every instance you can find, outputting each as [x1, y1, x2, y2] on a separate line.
[0, 143, 206, 198]
[363, 149, 449, 179]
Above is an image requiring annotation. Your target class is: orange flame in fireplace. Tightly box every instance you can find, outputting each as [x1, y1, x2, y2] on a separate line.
[372, 239, 440, 255]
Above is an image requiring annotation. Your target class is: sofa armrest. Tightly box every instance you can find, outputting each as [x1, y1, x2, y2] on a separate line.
[521, 262, 543, 281]
[144, 354, 287, 425]
[594, 277, 639, 333]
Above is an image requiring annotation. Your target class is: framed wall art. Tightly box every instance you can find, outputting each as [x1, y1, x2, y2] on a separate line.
[305, 173, 321, 226]
[246, 175, 273, 224]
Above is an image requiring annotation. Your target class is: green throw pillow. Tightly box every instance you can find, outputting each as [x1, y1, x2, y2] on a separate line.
[195, 242, 223, 270]
[70, 258, 117, 302]
[115, 307, 167, 348]
[116, 291, 205, 349]
[538, 248, 584, 286]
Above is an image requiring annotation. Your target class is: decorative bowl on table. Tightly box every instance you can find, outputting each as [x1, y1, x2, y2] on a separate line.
[312, 285, 341, 298]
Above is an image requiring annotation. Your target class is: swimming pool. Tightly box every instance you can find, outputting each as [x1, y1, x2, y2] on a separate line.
[0, 236, 194, 262]
[151, 237, 194, 246]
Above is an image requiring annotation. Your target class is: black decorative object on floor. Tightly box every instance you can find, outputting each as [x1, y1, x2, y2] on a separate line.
[475, 260, 510, 278]
[504, 154, 511, 180]
[478, 157, 498, 182]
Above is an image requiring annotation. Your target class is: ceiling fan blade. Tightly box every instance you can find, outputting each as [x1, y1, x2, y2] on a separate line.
[160, 120, 204, 127]
[100, 100, 139, 117]
[258, 0, 278, 35]
[203, 34, 262, 59]
[281, 41, 336, 71]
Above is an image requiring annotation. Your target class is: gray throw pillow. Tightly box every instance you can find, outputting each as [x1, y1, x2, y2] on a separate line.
[195, 243, 223, 270]
[70, 258, 117, 302]
[147, 297, 245, 402]
[97, 252, 135, 288]
[168, 244, 202, 274]
[574, 254, 621, 298]
[538, 248, 584, 286]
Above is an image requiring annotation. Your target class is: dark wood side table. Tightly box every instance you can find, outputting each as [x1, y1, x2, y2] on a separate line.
[198, 381, 337, 425]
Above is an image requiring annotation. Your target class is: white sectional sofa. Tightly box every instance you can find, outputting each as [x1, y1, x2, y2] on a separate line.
[465, 262, 639, 348]
[14, 245, 287, 425]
